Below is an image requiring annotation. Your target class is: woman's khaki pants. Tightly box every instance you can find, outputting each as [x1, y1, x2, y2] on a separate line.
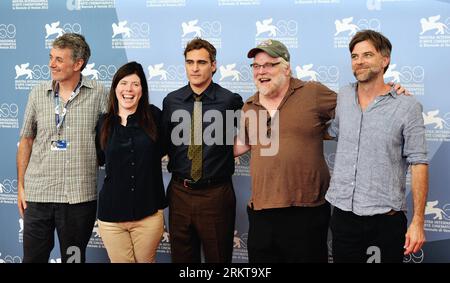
[98, 210, 164, 263]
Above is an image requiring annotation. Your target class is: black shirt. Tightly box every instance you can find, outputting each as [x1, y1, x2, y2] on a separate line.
[161, 82, 243, 180]
[95, 105, 167, 222]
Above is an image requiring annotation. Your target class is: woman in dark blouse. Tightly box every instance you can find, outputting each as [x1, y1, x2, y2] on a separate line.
[95, 61, 167, 263]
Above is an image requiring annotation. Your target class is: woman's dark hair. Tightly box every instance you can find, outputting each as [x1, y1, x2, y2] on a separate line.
[100, 61, 157, 149]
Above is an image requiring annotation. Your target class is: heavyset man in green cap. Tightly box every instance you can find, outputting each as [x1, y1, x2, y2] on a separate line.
[235, 39, 336, 262]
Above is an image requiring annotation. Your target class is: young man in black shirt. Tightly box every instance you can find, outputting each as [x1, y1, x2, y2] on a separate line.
[162, 38, 243, 263]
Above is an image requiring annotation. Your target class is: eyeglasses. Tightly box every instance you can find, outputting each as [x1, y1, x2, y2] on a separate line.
[250, 62, 281, 71]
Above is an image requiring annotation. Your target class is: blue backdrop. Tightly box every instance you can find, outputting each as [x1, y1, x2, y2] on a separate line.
[0, 0, 449, 263]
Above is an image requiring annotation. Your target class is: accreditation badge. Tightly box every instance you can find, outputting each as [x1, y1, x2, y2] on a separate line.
[51, 140, 67, 151]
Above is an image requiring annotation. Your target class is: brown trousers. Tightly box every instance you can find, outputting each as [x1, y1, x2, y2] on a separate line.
[168, 178, 236, 263]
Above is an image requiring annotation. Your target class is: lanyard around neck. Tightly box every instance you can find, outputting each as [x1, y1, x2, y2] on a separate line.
[53, 79, 82, 136]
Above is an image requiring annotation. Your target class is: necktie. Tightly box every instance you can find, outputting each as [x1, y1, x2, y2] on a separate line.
[188, 95, 202, 181]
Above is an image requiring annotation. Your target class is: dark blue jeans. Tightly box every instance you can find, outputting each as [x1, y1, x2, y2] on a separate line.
[23, 201, 97, 263]
[330, 207, 407, 263]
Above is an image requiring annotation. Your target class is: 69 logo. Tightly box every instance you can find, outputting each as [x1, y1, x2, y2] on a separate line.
[0, 24, 16, 39]
[0, 104, 19, 119]
[0, 179, 18, 194]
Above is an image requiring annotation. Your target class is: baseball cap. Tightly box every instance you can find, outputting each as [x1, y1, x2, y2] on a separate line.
[247, 39, 290, 62]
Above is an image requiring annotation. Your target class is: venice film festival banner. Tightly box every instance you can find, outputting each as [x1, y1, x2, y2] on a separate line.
[0, 0, 449, 263]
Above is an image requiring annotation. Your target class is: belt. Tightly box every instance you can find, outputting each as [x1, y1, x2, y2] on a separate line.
[172, 175, 230, 189]
[384, 209, 398, 216]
